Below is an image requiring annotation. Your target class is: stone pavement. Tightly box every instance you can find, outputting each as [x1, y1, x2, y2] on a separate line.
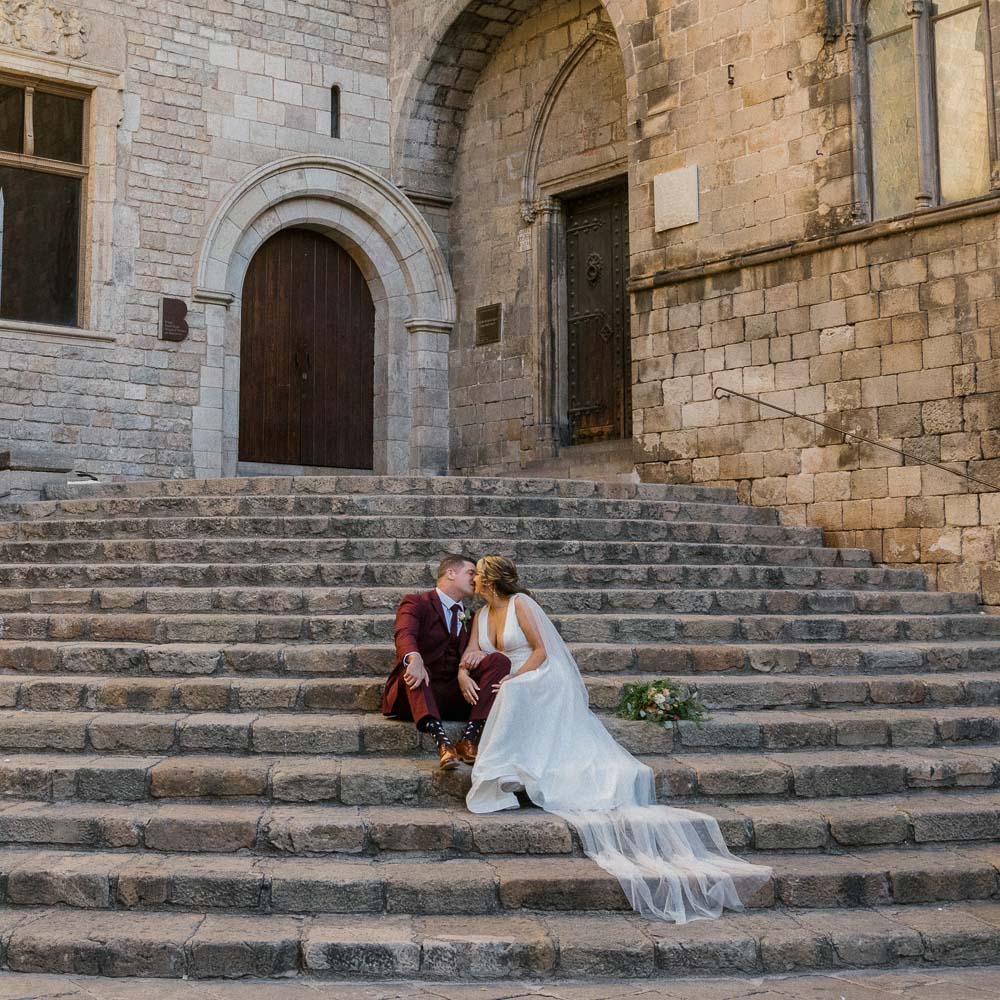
[0, 969, 999, 999]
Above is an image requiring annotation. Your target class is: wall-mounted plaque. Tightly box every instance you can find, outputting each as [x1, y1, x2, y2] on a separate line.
[160, 297, 189, 342]
[475, 303, 502, 346]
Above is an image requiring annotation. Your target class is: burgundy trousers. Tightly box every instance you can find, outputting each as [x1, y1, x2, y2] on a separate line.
[403, 652, 511, 728]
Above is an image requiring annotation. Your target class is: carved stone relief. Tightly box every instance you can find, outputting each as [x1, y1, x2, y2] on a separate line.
[0, 0, 88, 59]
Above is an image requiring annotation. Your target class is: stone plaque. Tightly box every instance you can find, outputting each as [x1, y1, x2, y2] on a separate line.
[653, 165, 700, 232]
[160, 297, 189, 342]
[475, 303, 502, 346]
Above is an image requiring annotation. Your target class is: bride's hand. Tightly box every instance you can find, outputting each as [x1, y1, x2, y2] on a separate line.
[461, 649, 486, 669]
[492, 674, 512, 693]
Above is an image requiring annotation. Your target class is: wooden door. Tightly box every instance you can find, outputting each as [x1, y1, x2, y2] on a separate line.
[239, 228, 375, 468]
[565, 182, 631, 444]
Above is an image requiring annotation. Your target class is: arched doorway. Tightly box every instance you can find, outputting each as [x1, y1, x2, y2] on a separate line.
[238, 227, 375, 469]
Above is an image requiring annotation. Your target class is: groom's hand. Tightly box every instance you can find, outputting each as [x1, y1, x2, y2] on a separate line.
[458, 669, 480, 705]
[403, 653, 429, 690]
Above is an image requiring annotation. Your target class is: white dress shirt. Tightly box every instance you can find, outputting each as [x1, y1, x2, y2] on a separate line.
[436, 587, 465, 623]
[403, 589, 465, 667]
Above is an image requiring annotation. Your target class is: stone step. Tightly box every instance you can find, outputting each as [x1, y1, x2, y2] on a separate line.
[0, 560, 930, 592]
[0, 585, 971, 617]
[0, 746, 997, 805]
[0, 789, 995, 856]
[0, 514, 822, 547]
[0, 842, 997, 916]
[7, 969, 1000, 996]
[0, 611, 993, 644]
[4, 492, 779, 525]
[38, 473, 739, 505]
[0, 536, 874, 567]
[0, 705, 994, 756]
[2, 639, 997, 678]
[0, 670, 994, 716]
[4, 900, 1000, 979]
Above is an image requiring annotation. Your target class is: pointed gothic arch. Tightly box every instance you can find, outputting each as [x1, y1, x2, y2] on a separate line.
[392, 0, 635, 199]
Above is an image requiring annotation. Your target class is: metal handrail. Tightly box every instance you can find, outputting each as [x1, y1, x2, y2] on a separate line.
[713, 386, 999, 493]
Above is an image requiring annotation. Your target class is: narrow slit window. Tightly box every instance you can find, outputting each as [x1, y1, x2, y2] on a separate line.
[331, 85, 341, 139]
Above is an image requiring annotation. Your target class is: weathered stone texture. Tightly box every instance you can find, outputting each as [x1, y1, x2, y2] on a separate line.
[631, 213, 1000, 604]
[1, 0, 389, 482]
[449, 0, 628, 472]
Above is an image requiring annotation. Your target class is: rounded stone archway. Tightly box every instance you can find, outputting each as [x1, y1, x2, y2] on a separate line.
[192, 155, 456, 479]
[391, 0, 636, 198]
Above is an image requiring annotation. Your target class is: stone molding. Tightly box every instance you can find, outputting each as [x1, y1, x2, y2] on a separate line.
[405, 318, 453, 335]
[521, 27, 619, 224]
[195, 155, 455, 324]
[191, 155, 456, 481]
[0, 317, 115, 344]
[630, 190, 1000, 291]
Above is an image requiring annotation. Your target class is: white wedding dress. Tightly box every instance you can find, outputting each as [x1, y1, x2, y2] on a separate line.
[467, 593, 772, 923]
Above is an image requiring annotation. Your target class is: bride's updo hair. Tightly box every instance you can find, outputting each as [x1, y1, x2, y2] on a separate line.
[476, 555, 531, 597]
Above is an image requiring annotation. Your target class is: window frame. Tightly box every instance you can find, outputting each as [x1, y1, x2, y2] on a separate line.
[849, 0, 999, 221]
[0, 71, 91, 329]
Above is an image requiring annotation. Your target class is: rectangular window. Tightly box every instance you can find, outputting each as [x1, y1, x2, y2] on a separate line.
[0, 85, 23, 153]
[868, 27, 919, 219]
[935, 4, 991, 202]
[0, 167, 81, 326]
[0, 78, 88, 328]
[32, 91, 85, 164]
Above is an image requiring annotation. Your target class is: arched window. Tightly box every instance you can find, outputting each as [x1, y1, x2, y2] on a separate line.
[858, 0, 996, 219]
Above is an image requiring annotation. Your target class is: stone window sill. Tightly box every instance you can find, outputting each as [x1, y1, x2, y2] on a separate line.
[0, 318, 116, 343]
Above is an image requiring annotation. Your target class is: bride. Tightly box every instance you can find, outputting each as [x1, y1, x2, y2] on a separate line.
[459, 555, 772, 924]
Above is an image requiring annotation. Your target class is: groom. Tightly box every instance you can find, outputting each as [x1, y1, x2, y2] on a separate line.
[381, 554, 511, 770]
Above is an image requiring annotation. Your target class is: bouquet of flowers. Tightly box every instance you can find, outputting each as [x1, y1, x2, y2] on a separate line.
[615, 679, 707, 729]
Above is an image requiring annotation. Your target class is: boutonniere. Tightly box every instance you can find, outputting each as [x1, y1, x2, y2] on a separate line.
[458, 608, 474, 626]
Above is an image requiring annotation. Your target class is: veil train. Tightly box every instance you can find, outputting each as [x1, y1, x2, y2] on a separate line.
[467, 593, 772, 924]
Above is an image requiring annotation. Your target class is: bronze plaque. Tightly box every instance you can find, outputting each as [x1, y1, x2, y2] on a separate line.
[475, 303, 502, 346]
[160, 297, 189, 342]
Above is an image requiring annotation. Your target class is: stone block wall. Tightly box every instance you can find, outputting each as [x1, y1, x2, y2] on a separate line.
[0, 0, 389, 481]
[448, 0, 629, 472]
[632, 206, 1000, 603]
[627, 0, 854, 272]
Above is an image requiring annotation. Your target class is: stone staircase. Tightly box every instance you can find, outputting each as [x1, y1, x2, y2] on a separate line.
[0, 475, 996, 982]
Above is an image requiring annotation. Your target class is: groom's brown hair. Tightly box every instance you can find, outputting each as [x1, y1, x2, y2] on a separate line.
[436, 554, 476, 580]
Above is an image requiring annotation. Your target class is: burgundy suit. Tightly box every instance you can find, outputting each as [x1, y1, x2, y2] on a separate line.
[382, 589, 510, 726]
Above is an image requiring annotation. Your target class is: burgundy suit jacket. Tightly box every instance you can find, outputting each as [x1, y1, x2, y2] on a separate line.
[381, 590, 471, 717]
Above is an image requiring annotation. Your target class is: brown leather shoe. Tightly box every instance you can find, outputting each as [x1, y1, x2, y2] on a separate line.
[438, 744, 462, 770]
[454, 738, 477, 765]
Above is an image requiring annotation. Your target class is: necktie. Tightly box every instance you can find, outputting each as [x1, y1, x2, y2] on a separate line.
[450, 603, 461, 638]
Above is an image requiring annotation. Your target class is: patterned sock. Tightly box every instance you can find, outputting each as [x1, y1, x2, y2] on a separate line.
[422, 718, 454, 749]
[461, 720, 485, 743]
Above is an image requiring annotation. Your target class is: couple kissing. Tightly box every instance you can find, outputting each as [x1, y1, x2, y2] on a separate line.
[381, 554, 522, 772]
[382, 554, 774, 925]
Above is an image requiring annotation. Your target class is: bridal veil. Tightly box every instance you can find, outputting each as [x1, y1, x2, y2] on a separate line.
[467, 593, 772, 924]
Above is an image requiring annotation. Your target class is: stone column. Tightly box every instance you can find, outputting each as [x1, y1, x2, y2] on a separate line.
[845, 19, 873, 222]
[906, 0, 938, 209]
[405, 318, 453, 475]
[534, 199, 561, 460]
[191, 293, 234, 479]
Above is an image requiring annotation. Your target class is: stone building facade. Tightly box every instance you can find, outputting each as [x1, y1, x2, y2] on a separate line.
[3, 0, 1000, 599]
